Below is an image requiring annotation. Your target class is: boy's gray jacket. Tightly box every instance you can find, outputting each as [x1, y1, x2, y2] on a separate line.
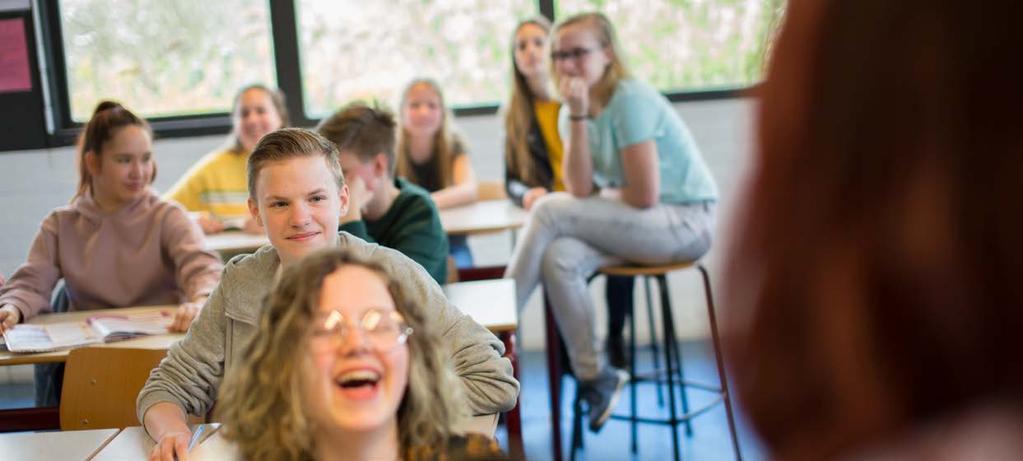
[137, 232, 519, 421]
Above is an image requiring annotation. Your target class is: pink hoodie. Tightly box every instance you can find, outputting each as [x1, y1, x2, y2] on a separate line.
[0, 190, 223, 320]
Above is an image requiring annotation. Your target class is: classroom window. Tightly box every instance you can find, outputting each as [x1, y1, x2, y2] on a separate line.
[296, 0, 538, 118]
[59, 0, 276, 122]
[555, 0, 786, 93]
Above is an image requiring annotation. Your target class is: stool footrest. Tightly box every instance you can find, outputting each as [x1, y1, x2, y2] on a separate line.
[631, 369, 723, 394]
[611, 394, 725, 425]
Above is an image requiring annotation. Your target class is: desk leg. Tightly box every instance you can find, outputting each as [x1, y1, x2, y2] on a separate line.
[545, 296, 564, 461]
[500, 332, 525, 458]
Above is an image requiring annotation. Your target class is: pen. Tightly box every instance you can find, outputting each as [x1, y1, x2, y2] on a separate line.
[187, 424, 207, 452]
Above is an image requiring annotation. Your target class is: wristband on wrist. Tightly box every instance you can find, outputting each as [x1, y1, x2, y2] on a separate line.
[570, 113, 588, 121]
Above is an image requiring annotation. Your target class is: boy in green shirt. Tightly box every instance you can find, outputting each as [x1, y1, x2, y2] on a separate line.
[318, 102, 449, 284]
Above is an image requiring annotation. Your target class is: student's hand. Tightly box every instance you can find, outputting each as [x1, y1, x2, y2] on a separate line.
[0, 304, 22, 334]
[197, 214, 225, 235]
[523, 187, 549, 211]
[149, 429, 191, 461]
[559, 77, 589, 117]
[144, 402, 193, 461]
[170, 301, 203, 332]
[241, 216, 263, 235]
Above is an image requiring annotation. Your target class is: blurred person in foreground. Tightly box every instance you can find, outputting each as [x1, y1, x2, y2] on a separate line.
[725, 1, 1023, 459]
[218, 248, 507, 460]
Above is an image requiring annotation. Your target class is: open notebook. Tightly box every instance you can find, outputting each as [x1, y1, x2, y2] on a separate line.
[2, 311, 173, 353]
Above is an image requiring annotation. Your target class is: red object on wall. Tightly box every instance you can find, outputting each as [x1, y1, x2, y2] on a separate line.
[0, 18, 32, 93]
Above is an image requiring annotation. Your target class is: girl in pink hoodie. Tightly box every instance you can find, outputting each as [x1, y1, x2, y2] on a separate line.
[0, 102, 222, 334]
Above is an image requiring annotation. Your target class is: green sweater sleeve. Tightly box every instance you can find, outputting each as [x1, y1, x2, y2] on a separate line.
[366, 181, 449, 285]
[389, 198, 449, 285]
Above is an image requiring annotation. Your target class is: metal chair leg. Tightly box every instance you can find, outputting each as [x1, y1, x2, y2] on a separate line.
[629, 286, 639, 454]
[658, 275, 684, 461]
[643, 275, 665, 407]
[698, 265, 743, 460]
[658, 274, 693, 437]
[570, 391, 585, 461]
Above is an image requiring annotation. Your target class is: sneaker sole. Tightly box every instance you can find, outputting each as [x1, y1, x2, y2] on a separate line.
[590, 369, 630, 432]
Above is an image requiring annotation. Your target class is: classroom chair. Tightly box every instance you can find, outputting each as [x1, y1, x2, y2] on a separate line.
[566, 261, 742, 461]
[34, 283, 71, 407]
[59, 347, 168, 430]
[446, 256, 459, 284]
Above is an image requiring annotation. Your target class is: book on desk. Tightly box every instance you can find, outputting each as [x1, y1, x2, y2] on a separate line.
[2, 311, 173, 353]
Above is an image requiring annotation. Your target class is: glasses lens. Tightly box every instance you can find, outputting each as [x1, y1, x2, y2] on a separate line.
[314, 309, 412, 351]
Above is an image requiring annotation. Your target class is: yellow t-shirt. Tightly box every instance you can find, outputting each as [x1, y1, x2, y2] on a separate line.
[163, 148, 250, 218]
[533, 100, 566, 191]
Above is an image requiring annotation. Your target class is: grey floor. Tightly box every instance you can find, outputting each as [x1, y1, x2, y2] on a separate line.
[496, 343, 766, 461]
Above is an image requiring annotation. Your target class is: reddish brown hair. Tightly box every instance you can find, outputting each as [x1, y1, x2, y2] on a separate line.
[726, 1, 1023, 459]
[75, 101, 154, 199]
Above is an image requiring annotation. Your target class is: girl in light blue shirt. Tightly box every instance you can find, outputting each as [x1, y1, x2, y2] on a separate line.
[505, 12, 718, 433]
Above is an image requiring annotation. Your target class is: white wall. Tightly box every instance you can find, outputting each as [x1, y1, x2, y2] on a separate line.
[0, 97, 754, 350]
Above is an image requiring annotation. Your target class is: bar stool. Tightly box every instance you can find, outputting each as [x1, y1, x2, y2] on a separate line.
[569, 261, 742, 461]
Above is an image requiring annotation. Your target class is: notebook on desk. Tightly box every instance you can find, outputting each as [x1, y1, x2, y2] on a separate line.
[1, 311, 173, 353]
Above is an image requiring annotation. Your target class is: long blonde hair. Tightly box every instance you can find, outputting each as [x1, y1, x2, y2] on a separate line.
[504, 16, 554, 187]
[552, 12, 631, 110]
[217, 248, 465, 460]
[396, 78, 462, 188]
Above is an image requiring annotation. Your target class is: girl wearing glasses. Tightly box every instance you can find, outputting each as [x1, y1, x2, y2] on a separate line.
[503, 16, 635, 369]
[505, 12, 718, 433]
[397, 78, 479, 268]
[218, 248, 506, 460]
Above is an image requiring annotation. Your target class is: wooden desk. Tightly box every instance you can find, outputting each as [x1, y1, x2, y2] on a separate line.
[444, 279, 523, 457]
[0, 306, 183, 366]
[91, 424, 232, 461]
[0, 428, 119, 460]
[203, 231, 268, 261]
[0, 306, 182, 432]
[202, 198, 527, 259]
[444, 279, 517, 333]
[440, 199, 527, 236]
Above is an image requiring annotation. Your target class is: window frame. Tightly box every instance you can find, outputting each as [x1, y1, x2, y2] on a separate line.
[29, 0, 757, 150]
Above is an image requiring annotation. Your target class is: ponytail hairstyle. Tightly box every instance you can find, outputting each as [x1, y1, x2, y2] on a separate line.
[75, 101, 154, 200]
[552, 12, 631, 110]
[504, 16, 553, 187]
[396, 78, 463, 188]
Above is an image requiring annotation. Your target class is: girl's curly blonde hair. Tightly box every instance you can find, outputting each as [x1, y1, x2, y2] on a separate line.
[217, 248, 465, 460]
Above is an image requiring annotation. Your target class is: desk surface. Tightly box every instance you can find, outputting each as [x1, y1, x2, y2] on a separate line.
[204, 231, 268, 256]
[0, 428, 119, 461]
[92, 425, 234, 461]
[203, 198, 525, 256]
[445, 279, 518, 333]
[440, 199, 527, 236]
[0, 306, 183, 366]
[92, 415, 496, 461]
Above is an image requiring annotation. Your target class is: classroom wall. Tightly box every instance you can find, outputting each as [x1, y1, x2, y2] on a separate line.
[0, 97, 754, 350]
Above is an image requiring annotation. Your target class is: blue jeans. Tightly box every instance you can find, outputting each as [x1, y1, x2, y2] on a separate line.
[505, 193, 715, 380]
[449, 235, 475, 269]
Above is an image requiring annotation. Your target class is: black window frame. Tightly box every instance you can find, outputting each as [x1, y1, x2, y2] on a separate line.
[30, 0, 755, 150]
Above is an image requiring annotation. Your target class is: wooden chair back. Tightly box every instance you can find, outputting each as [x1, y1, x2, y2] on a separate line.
[60, 347, 168, 430]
